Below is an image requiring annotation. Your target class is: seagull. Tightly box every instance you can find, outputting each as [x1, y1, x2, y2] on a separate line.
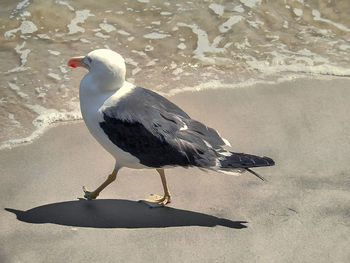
[68, 49, 274, 206]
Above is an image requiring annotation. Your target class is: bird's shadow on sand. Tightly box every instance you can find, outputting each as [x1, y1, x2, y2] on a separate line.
[5, 199, 247, 229]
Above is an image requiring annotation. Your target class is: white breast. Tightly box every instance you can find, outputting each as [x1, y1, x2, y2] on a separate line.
[79, 79, 146, 169]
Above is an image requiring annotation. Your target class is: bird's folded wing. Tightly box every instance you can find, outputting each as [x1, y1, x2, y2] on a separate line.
[98, 87, 227, 168]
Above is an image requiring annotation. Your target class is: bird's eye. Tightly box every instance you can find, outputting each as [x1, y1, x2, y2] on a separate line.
[87, 57, 92, 63]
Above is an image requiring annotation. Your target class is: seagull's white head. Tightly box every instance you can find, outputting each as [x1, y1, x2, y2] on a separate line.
[68, 49, 126, 91]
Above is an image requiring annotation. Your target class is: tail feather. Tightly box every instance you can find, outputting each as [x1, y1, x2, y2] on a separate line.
[245, 168, 267, 181]
[218, 152, 274, 181]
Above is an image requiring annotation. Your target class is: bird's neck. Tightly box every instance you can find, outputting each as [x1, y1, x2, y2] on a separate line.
[79, 76, 135, 112]
[83, 72, 124, 92]
[79, 74, 117, 114]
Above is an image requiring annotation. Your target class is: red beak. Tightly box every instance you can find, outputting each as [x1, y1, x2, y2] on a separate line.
[68, 56, 87, 68]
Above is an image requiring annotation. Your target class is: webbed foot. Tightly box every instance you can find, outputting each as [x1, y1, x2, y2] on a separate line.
[82, 186, 99, 200]
[144, 193, 171, 206]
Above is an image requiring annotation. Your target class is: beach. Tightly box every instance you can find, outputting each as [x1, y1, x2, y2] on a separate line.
[1, 77, 349, 262]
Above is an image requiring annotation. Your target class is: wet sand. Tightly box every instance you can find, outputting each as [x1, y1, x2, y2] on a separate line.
[0, 78, 349, 262]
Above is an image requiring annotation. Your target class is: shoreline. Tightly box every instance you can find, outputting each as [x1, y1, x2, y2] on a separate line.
[1, 74, 348, 152]
[1, 77, 349, 262]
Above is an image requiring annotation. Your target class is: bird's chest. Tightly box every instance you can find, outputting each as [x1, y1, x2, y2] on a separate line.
[79, 91, 143, 168]
[79, 84, 111, 123]
[80, 93, 107, 143]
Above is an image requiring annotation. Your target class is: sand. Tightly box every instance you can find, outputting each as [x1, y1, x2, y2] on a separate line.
[0, 78, 349, 262]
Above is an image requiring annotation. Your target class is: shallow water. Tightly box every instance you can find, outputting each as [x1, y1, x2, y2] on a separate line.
[0, 0, 349, 148]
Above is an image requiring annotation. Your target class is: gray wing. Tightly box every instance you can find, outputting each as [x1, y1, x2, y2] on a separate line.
[99, 87, 228, 168]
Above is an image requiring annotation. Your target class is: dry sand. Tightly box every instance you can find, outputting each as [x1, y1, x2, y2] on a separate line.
[0, 78, 349, 262]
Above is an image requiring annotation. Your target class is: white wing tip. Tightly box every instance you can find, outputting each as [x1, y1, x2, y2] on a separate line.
[222, 137, 231, 147]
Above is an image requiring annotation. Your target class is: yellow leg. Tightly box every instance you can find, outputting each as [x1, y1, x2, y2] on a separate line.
[83, 169, 118, 200]
[146, 169, 171, 205]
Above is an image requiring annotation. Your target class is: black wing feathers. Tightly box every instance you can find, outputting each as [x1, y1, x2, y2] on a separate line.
[219, 152, 275, 168]
[100, 86, 275, 170]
